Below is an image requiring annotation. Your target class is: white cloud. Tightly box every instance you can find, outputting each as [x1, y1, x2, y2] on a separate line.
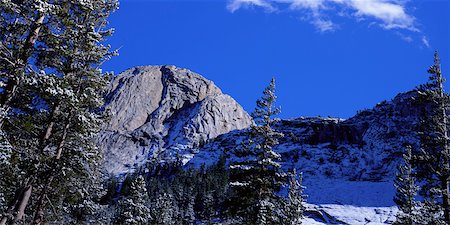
[346, 0, 417, 31]
[395, 31, 413, 43]
[422, 36, 430, 48]
[288, 0, 339, 32]
[227, 0, 276, 13]
[227, 0, 419, 33]
[312, 18, 338, 32]
[290, 0, 326, 10]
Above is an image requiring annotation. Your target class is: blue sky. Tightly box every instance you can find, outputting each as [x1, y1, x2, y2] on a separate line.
[102, 0, 450, 119]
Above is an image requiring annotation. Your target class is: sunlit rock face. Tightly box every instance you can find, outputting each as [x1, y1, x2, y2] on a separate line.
[98, 65, 252, 174]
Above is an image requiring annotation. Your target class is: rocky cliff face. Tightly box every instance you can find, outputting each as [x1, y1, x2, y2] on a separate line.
[98, 66, 252, 174]
[100, 65, 423, 180]
[189, 90, 422, 181]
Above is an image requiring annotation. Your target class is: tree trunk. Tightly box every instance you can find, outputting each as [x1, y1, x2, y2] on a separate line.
[0, 187, 23, 225]
[11, 184, 32, 225]
[0, 216, 5, 225]
[0, 182, 33, 225]
[0, 97, 58, 225]
[0, 13, 45, 127]
[32, 68, 82, 224]
[39, 103, 60, 151]
[32, 118, 71, 225]
[31, 176, 54, 225]
[0, 177, 34, 225]
[19, 14, 45, 63]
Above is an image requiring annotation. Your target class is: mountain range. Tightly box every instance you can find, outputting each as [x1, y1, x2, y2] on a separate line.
[99, 65, 424, 224]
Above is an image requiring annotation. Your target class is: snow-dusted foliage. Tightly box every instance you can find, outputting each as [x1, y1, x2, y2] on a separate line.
[227, 78, 289, 224]
[2, 1, 449, 224]
[412, 51, 450, 224]
[393, 145, 420, 224]
[0, 130, 11, 165]
[115, 175, 151, 224]
[284, 169, 306, 225]
[0, 0, 118, 224]
[0, 130, 11, 214]
[151, 192, 178, 225]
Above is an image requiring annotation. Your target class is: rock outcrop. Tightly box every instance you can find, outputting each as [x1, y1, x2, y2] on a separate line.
[99, 66, 252, 174]
[99, 65, 424, 182]
[189, 90, 423, 181]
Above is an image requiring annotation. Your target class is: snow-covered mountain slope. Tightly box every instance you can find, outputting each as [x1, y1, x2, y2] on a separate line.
[190, 91, 421, 180]
[186, 90, 423, 224]
[98, 66, 252, 174]
[99, 66, 424, 224]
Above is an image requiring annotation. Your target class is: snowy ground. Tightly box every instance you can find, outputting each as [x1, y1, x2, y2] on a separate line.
[305, 204, 397, 225]
[302, 177, 398, 224]
[189, 150, 400, 224]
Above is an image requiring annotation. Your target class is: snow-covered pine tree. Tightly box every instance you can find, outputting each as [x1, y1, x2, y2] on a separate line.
[0, 2, 57, 223]
[284, 169, 305, 225]
[0, 0, 118, 224]
[0, 1, 56, 125]
[393, 145, 420, 225]
[0, 130, 13, 220]
[416, 51, 450, 224]
[115, 175, 151, 225]
[204, 154, 228, 221]
[183, 191, 196, 224]
[175, 183, 195, 225]
[228, 78, 286, 224]
[31, 1, 118, 222]
[256, 198, 274, 225]
[151, 192, 178, 225]
[199, 190, 215, 224]
[419, 198, 443, 225]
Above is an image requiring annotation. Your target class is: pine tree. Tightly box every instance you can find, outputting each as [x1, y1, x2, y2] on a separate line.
[151, 192, 178, 225]
[177, 184, 195, 225]
[393, 145, 420, 225]
[0, 0, 118, 224]
[115, 175, 151, 225]
[182, 192, 196, 225]
[0, 131, 13, 217]
[200, 191, 215, 224]
[256, 198, 274, 225]
[284, 169, 305, 225]
[415, 51, 450, 224]
[228, 78, 286, 224]
[0, 2, 55, 223]
[0, 1, 53, 124]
